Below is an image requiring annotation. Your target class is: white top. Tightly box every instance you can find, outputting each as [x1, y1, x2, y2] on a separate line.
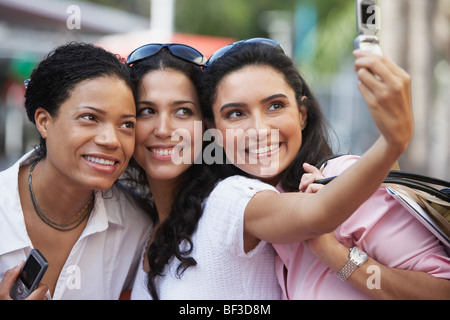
[0, 151, 152, 300]
[131, 175, 282, 300]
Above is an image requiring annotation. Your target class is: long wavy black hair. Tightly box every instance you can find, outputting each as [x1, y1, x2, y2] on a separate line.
[124, 49, 220, 300]
[201, 41, 334, 192]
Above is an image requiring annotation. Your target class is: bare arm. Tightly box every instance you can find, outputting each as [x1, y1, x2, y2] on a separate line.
[299, 166, 450, 300]
[305, 233, 450, 300]
[244, 51, 413, 245]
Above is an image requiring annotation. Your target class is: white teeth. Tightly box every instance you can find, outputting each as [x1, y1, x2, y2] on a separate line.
[248, 144, 280, 155]
[85, 156, 115, 166]
[151, 148, 174, 156]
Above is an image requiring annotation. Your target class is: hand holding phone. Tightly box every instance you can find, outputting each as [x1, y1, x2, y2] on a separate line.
[9, 249, 49, 300]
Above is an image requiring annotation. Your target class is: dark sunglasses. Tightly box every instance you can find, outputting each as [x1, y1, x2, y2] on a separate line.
[127, 43, 206, 66]
[204, 38, 285, 67]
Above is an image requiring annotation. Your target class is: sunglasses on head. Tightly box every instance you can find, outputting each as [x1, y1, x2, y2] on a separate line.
[204, 38, 285, 68]
[126, 43, 206, 66]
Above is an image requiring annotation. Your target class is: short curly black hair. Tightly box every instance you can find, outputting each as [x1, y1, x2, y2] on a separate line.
[24, 42, 132, 159]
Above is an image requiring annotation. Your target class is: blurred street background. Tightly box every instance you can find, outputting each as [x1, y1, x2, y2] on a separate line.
[0, 0, 449, 179]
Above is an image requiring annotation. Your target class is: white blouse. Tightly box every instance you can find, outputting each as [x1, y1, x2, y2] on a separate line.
[0, 151, 152, 299]
[131, 175, 282, 300]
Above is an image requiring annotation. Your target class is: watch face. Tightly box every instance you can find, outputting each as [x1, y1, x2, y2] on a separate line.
[350, 247, 368, 265]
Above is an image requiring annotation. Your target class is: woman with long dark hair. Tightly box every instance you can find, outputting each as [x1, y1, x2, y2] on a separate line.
[125, 43, 281, 300]
[200, 38, 450, 299]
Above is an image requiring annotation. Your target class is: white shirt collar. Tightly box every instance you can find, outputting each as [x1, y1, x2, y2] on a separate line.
[0, 150, 125, 256]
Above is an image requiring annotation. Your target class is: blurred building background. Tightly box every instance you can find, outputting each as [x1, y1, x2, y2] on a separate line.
[0, 0, 449, 179]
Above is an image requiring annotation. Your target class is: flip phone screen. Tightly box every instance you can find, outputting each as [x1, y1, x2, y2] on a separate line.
[354, 0, 383, 56]
[361, 4, 375, 26]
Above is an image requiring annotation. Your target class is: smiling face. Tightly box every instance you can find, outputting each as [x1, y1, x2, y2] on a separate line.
[212, 65, 307, 184]
[133, 69, 203, 183]
[36, 76, 136, 191]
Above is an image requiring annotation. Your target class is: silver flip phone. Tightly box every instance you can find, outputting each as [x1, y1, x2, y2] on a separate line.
[10, 249, 49, 300]
[354, 0, 382, 56]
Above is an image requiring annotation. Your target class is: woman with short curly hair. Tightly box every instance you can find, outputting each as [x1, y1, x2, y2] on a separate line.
[0, 42, 151, 300]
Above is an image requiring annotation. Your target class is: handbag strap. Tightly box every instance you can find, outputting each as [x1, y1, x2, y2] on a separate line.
[315, 171, 450, 203]
[384, 173, 450, 202]
[386, 170, 450, 188]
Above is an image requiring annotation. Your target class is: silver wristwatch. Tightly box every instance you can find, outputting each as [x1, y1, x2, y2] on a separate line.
[337, 246, 368, 281]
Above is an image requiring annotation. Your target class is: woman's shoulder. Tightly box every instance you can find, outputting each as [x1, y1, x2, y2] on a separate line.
[203, 175, 278, 217]
[321, 155, 360, 177]
[212, 175, 278, 198]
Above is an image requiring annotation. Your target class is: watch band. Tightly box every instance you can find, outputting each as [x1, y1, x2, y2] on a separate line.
[337, 259, 358, 281]
[337, 246, 368, 281]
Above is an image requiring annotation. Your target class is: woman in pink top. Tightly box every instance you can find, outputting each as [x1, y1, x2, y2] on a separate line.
[201, 38, 450, 299]
[276, 155, 450, 299]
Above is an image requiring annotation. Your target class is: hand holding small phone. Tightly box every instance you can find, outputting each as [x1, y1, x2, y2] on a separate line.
[5, 249, 49, 300]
